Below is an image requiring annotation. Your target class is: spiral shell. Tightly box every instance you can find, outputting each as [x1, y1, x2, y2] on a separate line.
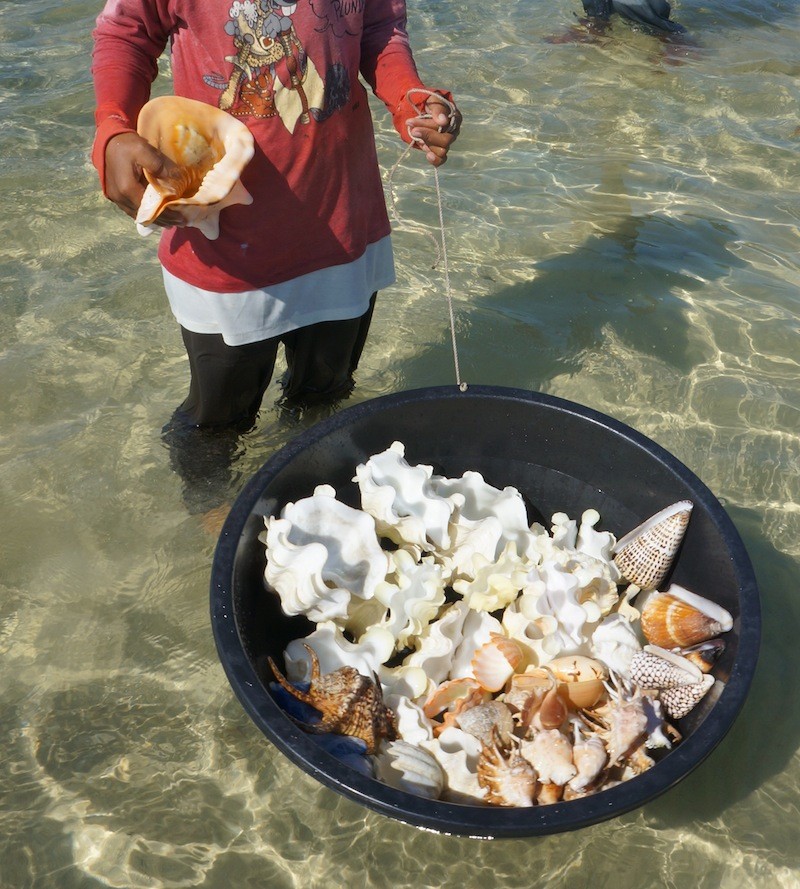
[477, 732, 537, 807]
[640, 585, 733, 650]
[613, 501, 693, 590]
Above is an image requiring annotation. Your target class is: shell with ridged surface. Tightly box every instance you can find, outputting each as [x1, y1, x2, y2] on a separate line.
[640, 585, 733, 650]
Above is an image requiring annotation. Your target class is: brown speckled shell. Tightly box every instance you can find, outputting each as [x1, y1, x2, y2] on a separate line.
[613, 501, 692, 590]
[269, 646, 396, 754]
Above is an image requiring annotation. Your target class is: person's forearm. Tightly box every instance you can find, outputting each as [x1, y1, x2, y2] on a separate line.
[91, 2, 173, 190]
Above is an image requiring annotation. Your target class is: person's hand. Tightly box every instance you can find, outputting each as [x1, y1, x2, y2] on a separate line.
[406, 95, 462, 167]
[103, 132, 185, 226]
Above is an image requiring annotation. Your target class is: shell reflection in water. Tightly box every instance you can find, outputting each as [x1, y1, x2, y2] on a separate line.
[135, 95, 255, 239]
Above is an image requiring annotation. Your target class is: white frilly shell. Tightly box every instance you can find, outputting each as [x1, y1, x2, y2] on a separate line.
[263, 484, 390, 624]
[283, 621, 395, 684]
[374, 550, 446, 650]
[354, 442, 459, 551]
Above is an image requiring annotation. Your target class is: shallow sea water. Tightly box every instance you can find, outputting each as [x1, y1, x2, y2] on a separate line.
[2, 0, 800, 885]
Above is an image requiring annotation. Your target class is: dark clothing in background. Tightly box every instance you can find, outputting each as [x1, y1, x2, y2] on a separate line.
[582, 0, 686, 32]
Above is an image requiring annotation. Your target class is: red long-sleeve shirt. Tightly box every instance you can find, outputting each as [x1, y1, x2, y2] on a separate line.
[92, 0, 447, 292]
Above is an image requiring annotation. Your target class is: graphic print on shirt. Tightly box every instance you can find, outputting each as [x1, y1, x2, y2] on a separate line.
[203, 1, 353, 134]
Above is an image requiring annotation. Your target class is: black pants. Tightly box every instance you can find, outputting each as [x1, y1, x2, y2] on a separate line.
[162, 294, 376, 512]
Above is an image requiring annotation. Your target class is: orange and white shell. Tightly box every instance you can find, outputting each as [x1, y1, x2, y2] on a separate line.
[135, 95, 255, 240]
[640, 584, 733, 650]
[547, 655, 608, 709]
[613, 500, 693, 591]
[471, 634, 524, 692]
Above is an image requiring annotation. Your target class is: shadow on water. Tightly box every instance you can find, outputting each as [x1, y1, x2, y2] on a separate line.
[399, 210, 744, 393]
[388, 210, 800, 829]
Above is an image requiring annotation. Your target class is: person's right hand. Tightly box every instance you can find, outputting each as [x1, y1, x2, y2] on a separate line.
[103, 132, 185, 227]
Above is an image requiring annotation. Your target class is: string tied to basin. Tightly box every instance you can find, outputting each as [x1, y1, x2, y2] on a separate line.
[387, 89, 467, 393]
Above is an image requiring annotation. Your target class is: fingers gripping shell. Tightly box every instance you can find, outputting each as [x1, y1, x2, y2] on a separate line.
[613, 501, 693, 590]
[136, 96, 255, 239]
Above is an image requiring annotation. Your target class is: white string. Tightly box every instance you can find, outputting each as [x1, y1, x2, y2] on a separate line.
[386, 89, 467, 393]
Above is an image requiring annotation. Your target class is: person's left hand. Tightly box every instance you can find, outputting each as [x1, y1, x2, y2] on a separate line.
[407, 96, 462, 167]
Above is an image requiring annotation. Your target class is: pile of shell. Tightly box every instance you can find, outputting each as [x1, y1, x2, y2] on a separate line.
[261, 442, 733, 807]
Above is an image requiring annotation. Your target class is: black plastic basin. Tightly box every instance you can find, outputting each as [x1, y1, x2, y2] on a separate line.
[210, 385, 760, 838]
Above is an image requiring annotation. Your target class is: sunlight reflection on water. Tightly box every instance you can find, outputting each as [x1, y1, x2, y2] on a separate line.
[1, 0, 800, 885]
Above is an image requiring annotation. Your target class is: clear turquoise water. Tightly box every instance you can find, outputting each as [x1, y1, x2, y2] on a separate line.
[2, 0, 800, 886]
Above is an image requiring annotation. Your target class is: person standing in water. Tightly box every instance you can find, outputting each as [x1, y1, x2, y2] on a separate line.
[91, 0, 461, 516]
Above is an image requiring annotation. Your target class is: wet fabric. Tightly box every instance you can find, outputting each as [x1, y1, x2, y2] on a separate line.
[162, 295, 376, 513]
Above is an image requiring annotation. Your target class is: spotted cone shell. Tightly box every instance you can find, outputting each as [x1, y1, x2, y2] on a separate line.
[659, 673, 715, 719]
[613, 500, 693, 590]
[629, 645, 702, 690]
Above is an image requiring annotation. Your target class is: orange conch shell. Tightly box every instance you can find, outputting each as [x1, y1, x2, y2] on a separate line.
[135, 96, 255, 240]
[613, 500, 693, 591]
[640, 585, 733, 650]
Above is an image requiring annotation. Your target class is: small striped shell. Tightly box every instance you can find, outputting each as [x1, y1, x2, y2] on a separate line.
[640, 585, 734, 650]
[471, 634, 524, 692]
[374, 740, 445, 799]
[613, 501, 693, 591]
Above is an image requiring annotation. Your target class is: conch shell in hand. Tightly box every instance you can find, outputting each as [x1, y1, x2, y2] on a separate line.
[135, 96, 255, 240]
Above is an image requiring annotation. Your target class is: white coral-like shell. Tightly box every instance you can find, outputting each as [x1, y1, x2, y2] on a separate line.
[432, 471, 539, 573]
[518, 561, 600, 653]
[378, 665, 431, 704]
[420, 727, 486, 804]
[576, 509, 618, 568]
[501, 604, 559, 667]
[374, 741, 445, 799]
[452, 542, 528, 612]
[374, 550, 446, 649]
[590, 613, 642, 676]
[263, 484, 389, 623]
[403, 600, 470, 686]
[354, 442, 459, 551]
[283, 621, 395, 684]
[389, 696, 436, 745]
